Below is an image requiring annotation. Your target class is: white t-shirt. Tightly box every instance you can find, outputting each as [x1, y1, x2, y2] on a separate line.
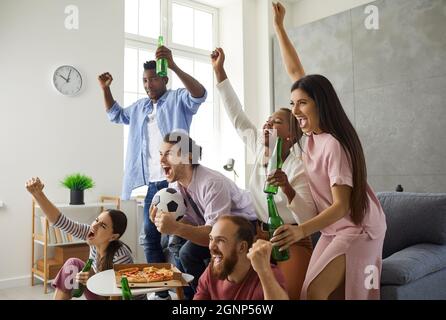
[216, 79, 317, 225]
[147, 103, 165, 182]
[248, 147, 315, 224]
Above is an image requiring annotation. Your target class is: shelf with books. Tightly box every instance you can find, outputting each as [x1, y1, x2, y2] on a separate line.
[31, 196, 120, 293]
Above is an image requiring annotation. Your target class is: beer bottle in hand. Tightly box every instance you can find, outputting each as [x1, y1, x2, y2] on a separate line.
[72, 258, 93, 298]
[267, 194, 289, 262]
[156, 36, 168, 77]
[263, 137, 284, 194]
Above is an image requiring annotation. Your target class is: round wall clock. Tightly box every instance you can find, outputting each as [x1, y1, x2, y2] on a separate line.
[52, 65, 82, 96]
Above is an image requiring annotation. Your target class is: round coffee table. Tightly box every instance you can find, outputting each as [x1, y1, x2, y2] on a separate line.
[87, 269, 194, 299]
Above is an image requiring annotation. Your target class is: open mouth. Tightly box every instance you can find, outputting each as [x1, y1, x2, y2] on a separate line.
[162, 165, 173, 178]
[296, 116, 308, 128]
[212, 254, 223, 265]
[87, 229, 95, 240]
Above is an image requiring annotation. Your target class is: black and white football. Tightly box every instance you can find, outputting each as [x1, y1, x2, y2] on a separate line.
[151, 188, 186, 221]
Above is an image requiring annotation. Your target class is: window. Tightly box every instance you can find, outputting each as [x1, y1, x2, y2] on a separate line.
[124, 0, 218, 197]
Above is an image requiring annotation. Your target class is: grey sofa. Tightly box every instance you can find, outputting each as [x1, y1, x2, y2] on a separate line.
[163, 192, 446, 299]
[310, 192, 446, 299]
[378, 192, 446, 300]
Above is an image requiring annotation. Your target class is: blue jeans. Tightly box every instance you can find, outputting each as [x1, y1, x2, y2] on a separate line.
[178, 241, 211, 293]
[142, 180, 169, 263]
[142, 180, 169, 298]
[141, 181, 207, 299]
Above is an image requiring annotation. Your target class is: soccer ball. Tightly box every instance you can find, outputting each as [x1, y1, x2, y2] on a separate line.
[151, 188, 186, 221]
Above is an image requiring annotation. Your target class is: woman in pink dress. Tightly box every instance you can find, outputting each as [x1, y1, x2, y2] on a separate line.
[271, 2, 387, 300]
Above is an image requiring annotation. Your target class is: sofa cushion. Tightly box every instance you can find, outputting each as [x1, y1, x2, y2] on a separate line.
[381, 243, 446, 285]
[377, 192, 446, 258]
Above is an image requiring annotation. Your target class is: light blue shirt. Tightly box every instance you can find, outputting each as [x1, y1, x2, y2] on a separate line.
[107, 88, 207, 200]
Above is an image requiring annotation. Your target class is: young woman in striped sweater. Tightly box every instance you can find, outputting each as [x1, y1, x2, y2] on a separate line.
[26, 177, 134, 300]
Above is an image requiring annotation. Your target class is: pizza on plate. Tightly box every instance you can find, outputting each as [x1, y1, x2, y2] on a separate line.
[117, 266, 174, 283]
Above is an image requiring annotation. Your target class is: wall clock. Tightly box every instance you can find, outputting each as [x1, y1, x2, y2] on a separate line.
[52, 65, 82, 96]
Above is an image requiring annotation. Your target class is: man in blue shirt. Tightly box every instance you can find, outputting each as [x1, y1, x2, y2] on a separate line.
[98, 45, 207, 299]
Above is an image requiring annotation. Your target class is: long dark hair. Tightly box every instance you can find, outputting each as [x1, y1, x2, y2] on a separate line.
[291, 74, 368, 225]
[98, 209, 131, 272]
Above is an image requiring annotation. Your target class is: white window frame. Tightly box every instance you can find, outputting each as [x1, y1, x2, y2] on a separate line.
[124, 0, 220, 197]
[167, 0, 219, 57]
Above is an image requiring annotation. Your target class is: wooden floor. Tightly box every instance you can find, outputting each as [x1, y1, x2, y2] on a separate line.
[0, 284, 179, 300]
[0, 284, 78, 300]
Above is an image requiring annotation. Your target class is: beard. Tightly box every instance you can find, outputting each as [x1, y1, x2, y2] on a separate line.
[210, 248, 239, 280]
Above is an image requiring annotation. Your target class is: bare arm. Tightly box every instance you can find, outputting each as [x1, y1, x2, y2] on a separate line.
[247, 240, 289, 300]
[257, 268, 289, 300]
[98, 72, 115, 111]
[153, 209, 211, 247]
[175, 223, 212, 247]
[300, 185, 351, 237]
[156, 46, 206, 98]
[273, 2, 305, 82]
[271, 185, 351, 250]
[26, 178, 61, 224]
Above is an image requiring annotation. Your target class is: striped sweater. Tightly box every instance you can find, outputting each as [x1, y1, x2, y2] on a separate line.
[53, 214, 134, 273]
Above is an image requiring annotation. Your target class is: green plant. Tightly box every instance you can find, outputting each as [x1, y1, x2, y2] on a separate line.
[60, 173, 95, 191]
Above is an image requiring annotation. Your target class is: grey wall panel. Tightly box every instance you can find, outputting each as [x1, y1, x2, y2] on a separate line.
[273, 9, 353, 109]
[369, 174, 446, 193]
[337, 91, 356, 124]
[351, 0, 446, 91]
[355, 75, 446, 176]
[273, 0, 446, 192]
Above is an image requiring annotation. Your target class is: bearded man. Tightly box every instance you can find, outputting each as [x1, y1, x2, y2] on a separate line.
[193, 215, 289, 300]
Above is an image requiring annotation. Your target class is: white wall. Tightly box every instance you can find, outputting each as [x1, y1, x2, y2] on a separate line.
[290, 0, 376, 27]
[217, 0, 276, 185]
[217, 0, 246, 186]
[0, 0, 383, 289]
[0, 0, 139, 288]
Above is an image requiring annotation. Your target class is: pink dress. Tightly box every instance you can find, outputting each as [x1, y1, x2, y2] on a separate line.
[300, 133, 387, 300]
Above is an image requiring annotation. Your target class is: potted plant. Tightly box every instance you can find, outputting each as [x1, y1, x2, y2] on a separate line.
[61, 173, 95, 205]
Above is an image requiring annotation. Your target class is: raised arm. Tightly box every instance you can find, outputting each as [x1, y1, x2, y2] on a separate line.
[26, 177, 61, 224]
[211, 48, 258, 152]
[247, 240, 289, 300]
[98, 72, 116, 111]
[273, 2, 305, 82]
[156, 46, 206, 98]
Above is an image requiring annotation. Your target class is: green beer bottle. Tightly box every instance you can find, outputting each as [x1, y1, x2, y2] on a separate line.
[263, 137, 284, 194]
[121, 276, 133, 300]
[156, 36, 168, 77]
[72, 258, 93, 298]
[266, 194, 289, 262]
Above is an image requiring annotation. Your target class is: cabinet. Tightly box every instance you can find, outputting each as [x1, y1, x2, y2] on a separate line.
[31, 196, 120, 293]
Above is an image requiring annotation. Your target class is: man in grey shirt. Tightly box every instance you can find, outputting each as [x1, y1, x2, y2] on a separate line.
[151, 131, 258, 294]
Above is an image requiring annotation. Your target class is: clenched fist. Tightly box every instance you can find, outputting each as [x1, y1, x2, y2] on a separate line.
[98, 72, 113, 89]
[272, 2, 286, 29]
[154, 211, 178, 235]
[210, 48, 225, 72]
[247, 239, 273, 274]
[26, 177, 44, 196]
